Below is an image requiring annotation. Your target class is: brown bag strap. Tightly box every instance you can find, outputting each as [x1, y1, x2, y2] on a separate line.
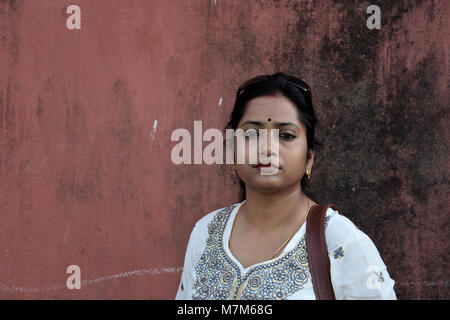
[306, 204, 340, 300]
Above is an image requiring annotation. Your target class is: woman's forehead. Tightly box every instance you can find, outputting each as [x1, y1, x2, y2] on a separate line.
[238, 95, 302, 126]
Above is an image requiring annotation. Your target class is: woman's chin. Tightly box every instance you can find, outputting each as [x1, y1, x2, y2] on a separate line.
[247, 175, 284, 190]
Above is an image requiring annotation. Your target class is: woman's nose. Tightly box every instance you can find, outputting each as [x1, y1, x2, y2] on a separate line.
[259, 129, 279, 158]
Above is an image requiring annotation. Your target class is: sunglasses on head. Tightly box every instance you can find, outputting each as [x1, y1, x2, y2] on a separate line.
[237, 74, 311, 96]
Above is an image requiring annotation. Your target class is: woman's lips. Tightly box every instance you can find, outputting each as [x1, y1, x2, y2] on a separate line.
[257, 163, 272, 167]
[254, 162, 279, 168]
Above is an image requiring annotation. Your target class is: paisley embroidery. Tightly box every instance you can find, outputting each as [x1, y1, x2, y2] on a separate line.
[192, 204, 335, 300]
[238, 242, 310, 300]
[193, 205, 241, 299]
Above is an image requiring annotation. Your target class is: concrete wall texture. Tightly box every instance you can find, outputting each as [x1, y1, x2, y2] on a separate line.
[0, 0, 448, 299]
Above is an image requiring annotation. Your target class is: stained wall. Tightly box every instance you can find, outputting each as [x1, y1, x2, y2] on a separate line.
[0, 0, 448, 299]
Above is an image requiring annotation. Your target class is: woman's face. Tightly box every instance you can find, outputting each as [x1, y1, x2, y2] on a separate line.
[234, 95, 314, 193]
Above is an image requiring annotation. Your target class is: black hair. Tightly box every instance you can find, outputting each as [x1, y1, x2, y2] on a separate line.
[224, 72, 323, 201]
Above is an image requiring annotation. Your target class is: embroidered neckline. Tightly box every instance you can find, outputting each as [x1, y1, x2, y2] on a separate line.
[192, 203, 334, 300]
[224, 201, 309, 273]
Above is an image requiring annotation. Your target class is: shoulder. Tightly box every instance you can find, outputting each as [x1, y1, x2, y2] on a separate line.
[183, 202, 239, 264]
[190, 202, 239, 238]
[323, 206, 397, 299]
[324, 206, 376, 253]
[323, 206, 389, 271]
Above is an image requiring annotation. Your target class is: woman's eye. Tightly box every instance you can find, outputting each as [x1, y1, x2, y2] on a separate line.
[280, 132, 295, 140]
[243, 130, 295, 140]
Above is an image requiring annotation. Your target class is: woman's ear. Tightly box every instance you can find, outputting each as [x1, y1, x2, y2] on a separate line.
[307, 149, 315, 168]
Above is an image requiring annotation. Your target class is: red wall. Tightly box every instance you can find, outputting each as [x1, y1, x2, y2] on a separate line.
[0, 0, 448, 299]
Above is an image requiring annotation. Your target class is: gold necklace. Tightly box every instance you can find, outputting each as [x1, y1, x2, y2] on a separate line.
[228, 199, 312, 260]
[269, 198, 311, 259]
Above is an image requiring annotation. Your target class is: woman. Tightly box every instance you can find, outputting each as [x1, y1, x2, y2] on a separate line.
[175, 72, 396, 300]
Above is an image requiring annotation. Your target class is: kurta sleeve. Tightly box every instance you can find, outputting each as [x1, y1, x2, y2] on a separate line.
[325, 212, 397, 300]
[175, 224, 197, 300]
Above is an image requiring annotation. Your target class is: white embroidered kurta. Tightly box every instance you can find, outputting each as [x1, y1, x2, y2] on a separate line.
[175, 200, 396, 300]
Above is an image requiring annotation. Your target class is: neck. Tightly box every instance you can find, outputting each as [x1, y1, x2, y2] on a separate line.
[241, 184, 311, 231]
